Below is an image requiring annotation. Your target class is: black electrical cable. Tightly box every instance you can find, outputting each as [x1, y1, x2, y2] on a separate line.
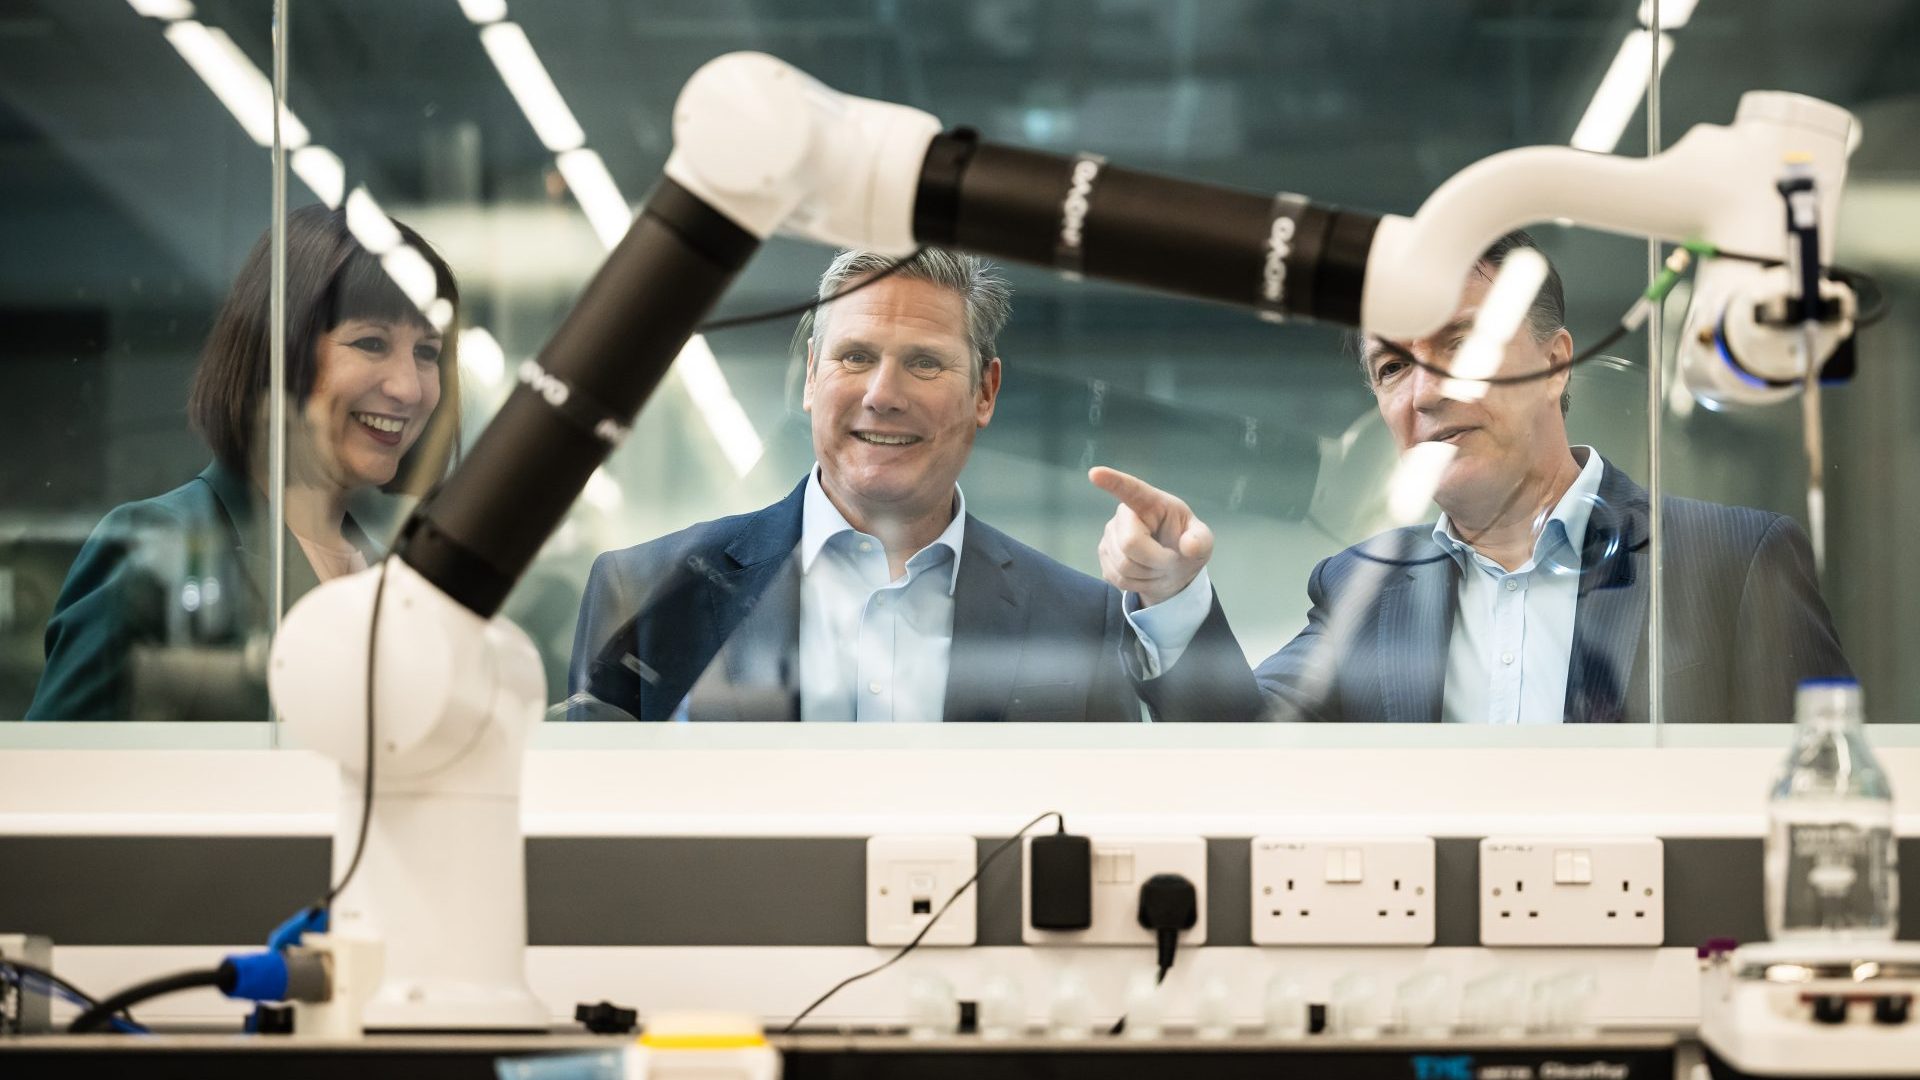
[1371, 317, 1630, 389]
[309, 553, 392, 918]
[696, 247, 928, 332]
[69, 967, 227, 1034]
[1106, 959, 1174, 1036]
[1830, 264, 1889, 327]
[780, 810, 1066, 1034]
[1108, 873, 1197, 1036]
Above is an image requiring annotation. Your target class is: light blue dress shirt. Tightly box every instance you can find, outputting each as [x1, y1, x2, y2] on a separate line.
[1435, 447, 1604, 725]
[798, 468, 967, 723]
[794, 466, 1206, 722]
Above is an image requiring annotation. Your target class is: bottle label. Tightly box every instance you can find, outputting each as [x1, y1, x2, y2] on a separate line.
[1780, 822, 1897, 934]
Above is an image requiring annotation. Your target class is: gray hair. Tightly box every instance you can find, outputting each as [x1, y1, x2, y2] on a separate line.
[800, 248, 1012, 386]
[1355, 229, 1572, 416]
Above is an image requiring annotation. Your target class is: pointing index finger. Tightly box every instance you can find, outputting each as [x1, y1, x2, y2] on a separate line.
[1088, 466, 1173, 526]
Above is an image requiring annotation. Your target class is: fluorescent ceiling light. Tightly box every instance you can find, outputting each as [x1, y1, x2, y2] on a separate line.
[344, 187, 403, 254]
[163, 21, 310, 149]
[1442, 248, 1549, 402]
[424, 297, 455, 333]
[458, 0, 508, 24]
[1570, 29, 1675, 154]
[556, 149, 632, 251]
[127, 0, 195, 19]
[1636, 0, 1700, 29]
[675, 336, 766, 480]
[291, 145, 345, 208]
[460, 327, 507, 387]
[380, 246, 441, 311]
[582, 467, 624, 512]
[479, 22, 584, 152]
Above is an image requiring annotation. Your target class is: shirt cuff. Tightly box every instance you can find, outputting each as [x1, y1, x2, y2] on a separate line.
[1124, 567, 1213, 679]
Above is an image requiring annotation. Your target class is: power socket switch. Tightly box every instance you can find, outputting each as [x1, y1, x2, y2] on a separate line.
[1479, 836, 1664, 946]
[866, 835, 977, 947]
[1250, 837, 1435, 946]
[1022, 835, 1207, 947]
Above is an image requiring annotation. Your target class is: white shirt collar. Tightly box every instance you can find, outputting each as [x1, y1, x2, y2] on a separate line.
[800, 465, 968, 595]
[1432, 445, 1605, 573]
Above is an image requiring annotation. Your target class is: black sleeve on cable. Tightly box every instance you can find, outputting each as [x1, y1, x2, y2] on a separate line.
[69, 967, 229, 1034]
[913, 132, 1378, 327]
[396, 177, 761, 618]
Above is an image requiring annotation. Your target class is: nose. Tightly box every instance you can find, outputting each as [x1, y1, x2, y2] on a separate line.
[1407, 352, 1450, 412]
[382, 354, 427, 409]
[860, 356, 911, 414]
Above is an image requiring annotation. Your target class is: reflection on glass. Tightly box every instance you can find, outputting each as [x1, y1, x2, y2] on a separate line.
[1654, 4, 1918, 725]
[565, 232, 1842, 724]
[569, 249, 1253, 723]
[1256, 232, 1845, 723]
[26, 206, 461, 721]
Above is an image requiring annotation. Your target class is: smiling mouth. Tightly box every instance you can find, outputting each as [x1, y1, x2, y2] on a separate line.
[1423, 426, 1476, 445]
[352, 411, 407, 438]
[853, 432, 922, 446]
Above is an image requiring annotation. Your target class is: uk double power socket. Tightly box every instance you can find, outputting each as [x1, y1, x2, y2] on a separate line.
[1250, 837, 1436, 946]
[1479, 836, 1664, 946]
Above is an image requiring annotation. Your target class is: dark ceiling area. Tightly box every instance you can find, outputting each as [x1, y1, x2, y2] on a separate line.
[3, 0, 1918, 470]
[7, 0, 1916, 315]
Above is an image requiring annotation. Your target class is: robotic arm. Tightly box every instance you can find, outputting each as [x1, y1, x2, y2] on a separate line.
[266, 52, 1860, 1030]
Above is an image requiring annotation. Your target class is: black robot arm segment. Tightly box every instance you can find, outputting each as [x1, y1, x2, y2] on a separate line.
[915, 131, 1380, 327]
[396, 179, 760, 618]
[396, 138, 1378, 619]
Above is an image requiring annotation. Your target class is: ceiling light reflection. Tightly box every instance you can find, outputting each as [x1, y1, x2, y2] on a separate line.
[555, 149, 632, 251]
[1570, 30, 1675, 154]
[162, 20, 310, 149]
[675, 336, 766, 480]
[291, 145, 345, 209]
[478, 22, 585, 152]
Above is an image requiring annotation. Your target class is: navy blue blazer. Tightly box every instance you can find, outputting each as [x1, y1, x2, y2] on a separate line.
[1255, 458, 1849, 724]
[568, 479, 1254, 722]
[26, 462, 373, 722]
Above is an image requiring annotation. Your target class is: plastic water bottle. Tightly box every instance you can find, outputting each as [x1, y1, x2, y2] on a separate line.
[1765, 678, 1899, 941]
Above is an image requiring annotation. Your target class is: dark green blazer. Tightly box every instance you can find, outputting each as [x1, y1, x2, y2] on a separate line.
[24, 462, 375, 722]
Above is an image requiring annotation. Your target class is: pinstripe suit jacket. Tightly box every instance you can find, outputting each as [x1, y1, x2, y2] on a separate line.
[1254, 458, 1849, 724]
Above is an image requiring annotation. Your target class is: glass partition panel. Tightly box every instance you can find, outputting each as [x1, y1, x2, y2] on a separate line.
[1653, 1, 1919, 730]
[257, 0, 1670, 740]
[2, 0, 280, 736]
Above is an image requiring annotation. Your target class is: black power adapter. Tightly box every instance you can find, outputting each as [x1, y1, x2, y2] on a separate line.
[1028, 830, 1093, 930]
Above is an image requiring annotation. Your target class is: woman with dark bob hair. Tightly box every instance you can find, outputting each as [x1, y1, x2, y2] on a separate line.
[27, 204, 461, 721]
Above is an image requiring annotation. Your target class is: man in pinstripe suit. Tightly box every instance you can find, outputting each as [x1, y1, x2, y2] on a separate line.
[1092, 231, 1848, 723]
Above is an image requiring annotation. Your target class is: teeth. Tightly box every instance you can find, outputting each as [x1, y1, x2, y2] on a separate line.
[854, 432, 919, 446]
[355, 413, 404, 434]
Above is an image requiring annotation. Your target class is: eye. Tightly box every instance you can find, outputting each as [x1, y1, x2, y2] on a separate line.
[351, 336, 388, 354]
[910, 356, 945, 374]
[1373, 358, 1408, 383]
[415, 343, 442, 364]
[839, 351, 873, 368]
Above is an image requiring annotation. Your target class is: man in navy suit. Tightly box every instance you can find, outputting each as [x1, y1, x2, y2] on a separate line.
[1088, 231, 1848, 724]
[569, 248, 1249, 722]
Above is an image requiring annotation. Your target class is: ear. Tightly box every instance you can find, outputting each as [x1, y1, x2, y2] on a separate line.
[802, 341, 817, 413]
[974, 357, 1002, 428]
[1544, 326, 1573, 402]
